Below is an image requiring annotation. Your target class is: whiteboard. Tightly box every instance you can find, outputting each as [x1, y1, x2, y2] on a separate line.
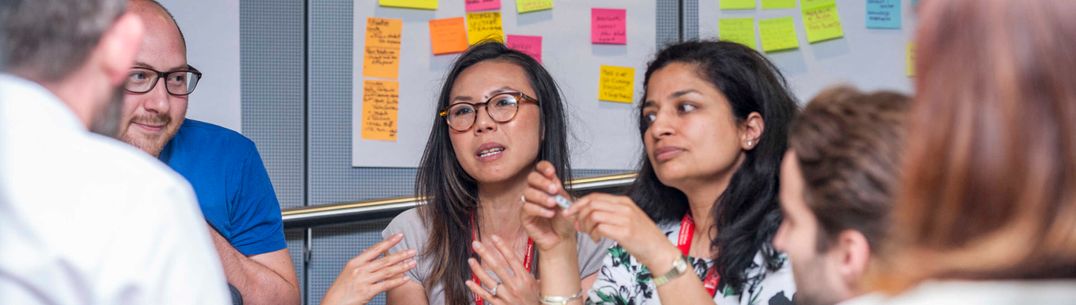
[698, 0, 916, 101]
[352, 0, 658, 169]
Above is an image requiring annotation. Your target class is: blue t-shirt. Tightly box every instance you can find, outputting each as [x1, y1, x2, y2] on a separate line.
[159, 119, 286, 256]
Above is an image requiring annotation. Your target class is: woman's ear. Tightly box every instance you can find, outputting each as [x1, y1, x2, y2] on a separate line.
[741, 112, 765, 150]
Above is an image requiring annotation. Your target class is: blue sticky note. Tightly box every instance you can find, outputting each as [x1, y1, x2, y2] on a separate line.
[866, 0, 901, 29]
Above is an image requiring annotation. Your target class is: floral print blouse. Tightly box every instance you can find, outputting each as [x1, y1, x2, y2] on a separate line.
[586, 221, 796, 305]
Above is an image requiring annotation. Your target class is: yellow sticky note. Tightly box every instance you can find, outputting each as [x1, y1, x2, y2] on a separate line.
[719, 17, 757, 50]
[802, 1, 844, 43]
[517, 0, 553, 13]
[466, 12, 504, 45]
[379, 0, 438, 10]
[906, 42, 915, 77]
[598, 65, 635, 103]
[429, 17, 468, 55]
[762, 0, 795, 9]
[720, 0, 756, 10]
[363, 17, 402, 79]
[758, 16, 799, 52]
[361, 80, 400, 141]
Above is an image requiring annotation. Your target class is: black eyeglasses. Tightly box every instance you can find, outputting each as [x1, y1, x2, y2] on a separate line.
[438, 91, 539, 131]
[125, 66, 202, 96]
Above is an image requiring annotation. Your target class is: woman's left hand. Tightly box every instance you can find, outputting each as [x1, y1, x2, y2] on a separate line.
[464, 235, 540, 305]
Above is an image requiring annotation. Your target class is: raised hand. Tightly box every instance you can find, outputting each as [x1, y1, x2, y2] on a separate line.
[521, 161, 577, 251]
[321, 233, 417, 305]
[465, 235, 541, 305]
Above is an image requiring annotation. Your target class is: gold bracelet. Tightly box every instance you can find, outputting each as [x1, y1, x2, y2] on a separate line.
[651, 255, 689, 286]
[539, 290, 583, 305]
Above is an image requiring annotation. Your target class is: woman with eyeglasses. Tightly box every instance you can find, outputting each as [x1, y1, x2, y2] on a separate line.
[337, 41, 612, 305]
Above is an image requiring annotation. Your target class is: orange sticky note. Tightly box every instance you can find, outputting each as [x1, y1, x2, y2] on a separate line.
[507, 35, 542, 63]
[363, 17, 402, 79]
[361, 80, 400, 141]
[906, 42, 915, 77]
[429, 17, 468, 55]
[466, 12, 505, 45]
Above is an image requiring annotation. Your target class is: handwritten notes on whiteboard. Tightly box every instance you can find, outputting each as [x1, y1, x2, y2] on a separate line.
[466, 12, 505, 45]
[379, 0, 437, 10]
[591, 8, 627, 45]
[361, 80, 400, 141]
[719, 17, 757, 50]
[802, 0, 844, 43]
[507, 35, 542, 63]
[429, 17, 469, 55]
[465, 0, 499, 12]
[598, 65, 635, 103]
[517, 0, 553, 13]
[759, 16, 798, 52]
[866, 0, 901, 29]
[363, 17, 402, 79]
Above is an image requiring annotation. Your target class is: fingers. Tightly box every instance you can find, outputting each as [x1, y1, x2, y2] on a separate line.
[471, 240, 515, 282]
[521, 197, 556, 219]
[467, 257, 499, 291]
[353, 233, 404, 264]
[490, 236, 527, 279]
[523, 187, 557, 212]
[370, 274, 411, 293]
[363, 251, 417, 281]
[465, 279, 496, 302]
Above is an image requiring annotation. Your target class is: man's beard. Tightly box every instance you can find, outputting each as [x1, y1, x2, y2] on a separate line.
[89, 86, 124, 138]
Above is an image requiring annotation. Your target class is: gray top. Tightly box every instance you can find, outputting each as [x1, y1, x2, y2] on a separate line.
[383, 208, 614, 305]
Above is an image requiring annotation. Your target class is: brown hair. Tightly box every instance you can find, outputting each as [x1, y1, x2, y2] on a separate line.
[870, 0, 1076, 292]
[789, 85, 909, 252]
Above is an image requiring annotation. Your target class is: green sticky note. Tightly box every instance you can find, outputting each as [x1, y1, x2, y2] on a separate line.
[758, 16, 798, 52]
[800, 0, 831, 9]
[802, 2, 843, 43]
[379, 0, 438, 10]
[720, 0, 756, 10]
[761, 0, 795, 9]
[517, 0, 552, 13]
[719, 18, 757, 50]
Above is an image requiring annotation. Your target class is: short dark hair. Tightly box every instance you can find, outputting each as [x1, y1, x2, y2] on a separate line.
[0, 0, 127, 81]
[789, 85, 909, 252]
[630, 40, 799, 293]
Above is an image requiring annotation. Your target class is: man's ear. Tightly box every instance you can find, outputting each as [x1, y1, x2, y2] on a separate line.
[95, 12, 144, 85]
[740, 111, 765, 150]
[833, 230, 872, 292]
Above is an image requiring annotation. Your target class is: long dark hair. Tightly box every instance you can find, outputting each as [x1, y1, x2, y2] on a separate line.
[414, 41, 571, 305]
[628, 40, 798, 293]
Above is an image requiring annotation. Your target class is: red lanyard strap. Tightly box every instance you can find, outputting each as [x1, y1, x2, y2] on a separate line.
[471, 214, 534, 305]
[679, 214, 721, 297]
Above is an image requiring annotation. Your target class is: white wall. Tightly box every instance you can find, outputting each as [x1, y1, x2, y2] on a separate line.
[159, 0, 242, 132]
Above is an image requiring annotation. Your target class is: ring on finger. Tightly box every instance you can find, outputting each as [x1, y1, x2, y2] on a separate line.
[489, 281, 502, 297]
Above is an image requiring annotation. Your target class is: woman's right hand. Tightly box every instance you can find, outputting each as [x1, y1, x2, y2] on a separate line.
[321, 233, 417, 305]
[521, 160, 577, 251]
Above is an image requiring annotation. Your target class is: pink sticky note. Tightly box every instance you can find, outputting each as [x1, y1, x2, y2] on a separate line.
[465, 0, 500, 12]
[507, 35, 542, 63]
[591, 8, 627, 45]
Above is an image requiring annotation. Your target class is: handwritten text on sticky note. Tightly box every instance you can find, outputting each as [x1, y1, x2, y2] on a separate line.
[802, 1, 844, 43]
[361, 80, 400, 141]
[429, 17, 469, 55]
[466, 12, 505, 45]
[363, 17, 402, 79]
[866, 0, 901, 29]
[599, 65, 635, 103]
[517, 0, 553, 13]
[591, 8, 627, 45]
[758, 16, 799, 52]
[507, 35, 542, 63]
[465, 0, 500, 12]
[719, 17, 757, 50]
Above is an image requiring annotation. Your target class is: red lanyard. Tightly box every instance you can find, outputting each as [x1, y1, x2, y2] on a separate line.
[679, 214, 721, 297]
[471, 214, 535, 305]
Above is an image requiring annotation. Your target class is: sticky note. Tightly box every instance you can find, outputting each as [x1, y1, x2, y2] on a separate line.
[866, 0, 901, 29]
[719, 17, 757, 50]
[465, 0, 500, 12]
[517, 0, 553, 13]
[361, 80, 400, 141]
[379, 0, 437, 10]
[802, 1, 844, 43]
[720, 0, 755, 10]
[466, 12, 505, 45]
[429, 17, 468, 55]
[591, 8, 627, 45]
[761, 0, 795, 9]
[906, 42, 915, 77]
[758, 16, 798, 52]
[363, 17, 402, 79]
[598, 65, 635, 103]
[507, 35, 542, 63]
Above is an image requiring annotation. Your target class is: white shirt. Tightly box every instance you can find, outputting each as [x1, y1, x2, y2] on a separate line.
[0, 74, 230, 305]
